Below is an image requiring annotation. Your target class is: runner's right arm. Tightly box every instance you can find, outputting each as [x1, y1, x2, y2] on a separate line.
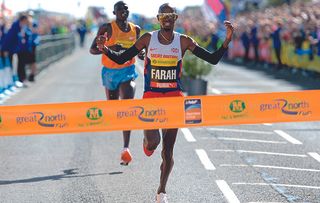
[97, 32, 150, 64]
[135, 25, 145, 60]
[90, 23, 111, 55]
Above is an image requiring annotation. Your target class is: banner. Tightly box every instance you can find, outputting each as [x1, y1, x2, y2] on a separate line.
[0, 90, 320, 136]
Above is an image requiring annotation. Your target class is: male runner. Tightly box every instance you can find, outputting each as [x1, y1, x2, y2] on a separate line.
[90, 1, 143, 165]
[96, 3, 234, 203]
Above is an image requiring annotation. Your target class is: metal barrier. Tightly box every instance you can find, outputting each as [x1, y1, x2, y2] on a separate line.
[36, 33, 76, 71]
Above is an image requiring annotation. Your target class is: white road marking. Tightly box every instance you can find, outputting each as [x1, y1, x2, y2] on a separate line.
[211, 88, 222, 95]
[274, 130, 302, 145]
[220, 164, 320, 172]
[214, 137, 287, 144]
[308, 152, 320, 163]
[181, 128, 196, 142]
[211, 149, 307, 157]
[233, 182, 320, 190]
[216, 180, 240, 203]
[195, 149, 216, 170]
[248, 202, 283, 203]
[208, 127, 273, 134]
[263, 123, 273, 126]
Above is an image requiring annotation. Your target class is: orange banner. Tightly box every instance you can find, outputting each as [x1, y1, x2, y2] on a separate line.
[1, 90, 320, 136]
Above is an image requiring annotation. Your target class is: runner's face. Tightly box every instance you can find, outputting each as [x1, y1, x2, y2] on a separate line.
[114, 3, 129, 20]
[157, 7, 177, 30]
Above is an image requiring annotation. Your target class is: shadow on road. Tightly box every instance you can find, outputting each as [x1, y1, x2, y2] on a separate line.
[0, 168, 123, 185]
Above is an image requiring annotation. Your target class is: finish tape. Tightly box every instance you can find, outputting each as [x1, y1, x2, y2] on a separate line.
[0, 90, 319, 136]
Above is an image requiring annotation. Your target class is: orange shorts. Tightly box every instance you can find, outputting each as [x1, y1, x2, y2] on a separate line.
[143, 91, 184, 99]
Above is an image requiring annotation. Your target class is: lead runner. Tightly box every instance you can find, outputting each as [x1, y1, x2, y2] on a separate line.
[96, 3, 234, 203]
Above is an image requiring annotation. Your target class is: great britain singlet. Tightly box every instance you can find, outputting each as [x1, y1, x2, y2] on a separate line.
[144, 30, 182, 93]
[102, 21, 136, 69]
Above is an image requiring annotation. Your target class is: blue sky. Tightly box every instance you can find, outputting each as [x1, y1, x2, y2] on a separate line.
[6, 0, 204, 18]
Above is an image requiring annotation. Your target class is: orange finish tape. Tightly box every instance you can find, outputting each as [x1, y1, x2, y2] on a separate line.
[1, 90, 320, 136]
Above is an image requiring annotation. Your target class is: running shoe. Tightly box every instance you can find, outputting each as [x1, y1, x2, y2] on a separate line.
[143, 145, 154, 157]
[143, 138, 154, 157]
[120, 148, 132, 165]
[156, 193, 168, 203]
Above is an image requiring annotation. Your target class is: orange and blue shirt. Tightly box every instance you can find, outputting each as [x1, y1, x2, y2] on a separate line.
[102, 21, 136, 69]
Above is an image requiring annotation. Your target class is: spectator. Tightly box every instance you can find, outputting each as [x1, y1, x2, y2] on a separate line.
[27, 22, 40, 82]
[77, 20, 87, 47]
[270, 23, 283, 68]
[2, 15, 30, 67]
[250, 24, 260, 63]
[0, 18, 7, 64]
[241, 28, 250, 62]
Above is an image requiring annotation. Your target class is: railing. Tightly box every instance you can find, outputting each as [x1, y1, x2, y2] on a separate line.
[36, 33, 76, 71]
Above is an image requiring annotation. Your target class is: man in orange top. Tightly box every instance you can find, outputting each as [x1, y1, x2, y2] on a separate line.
[90, 1, 143, 165]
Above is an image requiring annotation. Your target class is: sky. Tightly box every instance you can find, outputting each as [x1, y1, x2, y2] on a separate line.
[5, 0, 204, 18]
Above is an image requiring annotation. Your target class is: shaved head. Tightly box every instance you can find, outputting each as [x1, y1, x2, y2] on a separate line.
[114, 1, 127, 11]
[158, 3, 176, 14]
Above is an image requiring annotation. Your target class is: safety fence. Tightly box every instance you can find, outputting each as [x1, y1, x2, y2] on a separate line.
[0, 33, 76, 97]
[36, 33, 76, 71]
[0, 90, 319, 136]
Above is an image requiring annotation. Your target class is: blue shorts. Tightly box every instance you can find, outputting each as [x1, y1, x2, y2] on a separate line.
[101, 65, 138, 90]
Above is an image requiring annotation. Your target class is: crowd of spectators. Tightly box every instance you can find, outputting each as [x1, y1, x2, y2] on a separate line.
[229, 1, 320, 73]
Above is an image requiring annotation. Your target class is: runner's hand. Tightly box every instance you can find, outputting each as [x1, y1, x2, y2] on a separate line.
[96, 33, 108, 51]
[138, 49, 145, 60]
[224, 21, 234, 42]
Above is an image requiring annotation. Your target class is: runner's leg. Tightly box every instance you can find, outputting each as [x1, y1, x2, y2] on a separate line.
[105, 88, 119, 100]
[119, 79, 135, 148]
[144, 129, 161, 152]
[157, 128, 178, 194]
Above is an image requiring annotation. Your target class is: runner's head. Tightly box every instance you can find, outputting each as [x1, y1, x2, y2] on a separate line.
[113, 1, 129, 21]
[157, 3, 178, 31]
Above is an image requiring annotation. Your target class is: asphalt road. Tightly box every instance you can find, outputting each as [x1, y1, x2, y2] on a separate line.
[0, 39, 320, 203]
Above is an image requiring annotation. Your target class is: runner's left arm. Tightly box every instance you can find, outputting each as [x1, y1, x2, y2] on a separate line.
[184, 21, 234, 65]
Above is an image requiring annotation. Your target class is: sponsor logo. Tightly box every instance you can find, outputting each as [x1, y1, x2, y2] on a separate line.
[184, 99, 202, 124]
[221, 100, 248, 120]
[260, 99, 311, 116]
[117, 106, 168, 123]
[229, 100, 246, 113]
[86, 107, 103, 120]
[16, 112, 67, 128]
[150, 54, 178, 67]
[78, 107, 107, 127]
[171, 48, 179, 53]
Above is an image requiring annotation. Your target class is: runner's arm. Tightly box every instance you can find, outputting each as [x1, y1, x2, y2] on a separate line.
[136, 25, 145, 60]
[90, 23, 110, 55]
[184, 21, 234, 65]
[99, 32, 149, 64]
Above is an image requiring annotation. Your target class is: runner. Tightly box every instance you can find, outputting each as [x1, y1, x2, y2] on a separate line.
[96, 3, 234, 203]
[90, 1, 144, 165]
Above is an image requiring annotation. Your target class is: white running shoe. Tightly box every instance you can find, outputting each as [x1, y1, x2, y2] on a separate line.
[156, 193, 168, 203]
